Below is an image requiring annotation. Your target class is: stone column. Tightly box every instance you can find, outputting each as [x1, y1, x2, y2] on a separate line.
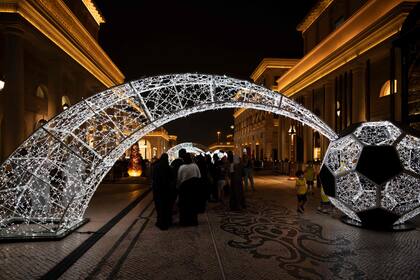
[282, 117, 290, 161]
[303, 94, 313, 163]
[323, 80, 334, 156]
[2, 26, 25, 160]
[47, 60, 62, 119]
[277, 116, 282, 160]
[352, 64, 366, 123]
[324, 80, 335, 129]
[394, 47, 402, 122]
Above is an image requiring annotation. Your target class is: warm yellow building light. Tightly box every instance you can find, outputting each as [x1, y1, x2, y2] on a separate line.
[82, 0, 105, 25]
[380, 80, 398, 97]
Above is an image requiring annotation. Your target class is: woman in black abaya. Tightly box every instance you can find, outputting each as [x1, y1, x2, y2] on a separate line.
[152, 153, 175, 230]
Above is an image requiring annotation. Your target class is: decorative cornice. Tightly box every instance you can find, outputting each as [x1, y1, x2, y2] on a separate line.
[144, 130, 170, 141]
[208, 143, 235, 150]
[296, 0, 334, 33]
[233, 108, 247, 119]
[82, 0, 105, 25]
[0, 0, 124, 87]
[278, 0, 414, 97]
[250, 58, 299, 82]
[234, 59, 300, 119]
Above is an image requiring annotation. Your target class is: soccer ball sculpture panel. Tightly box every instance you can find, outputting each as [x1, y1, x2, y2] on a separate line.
[320, 121, 420, 228]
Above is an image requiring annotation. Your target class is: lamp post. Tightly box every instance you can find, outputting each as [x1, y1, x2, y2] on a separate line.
[217, 131, 221, 144]
[288, 123, 296, 176]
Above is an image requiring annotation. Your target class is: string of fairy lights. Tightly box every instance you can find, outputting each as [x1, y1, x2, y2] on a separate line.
[166, 142, 207, 163]
[0, 74, 337, 238]
[322, 121, 420, 226]
[2, 74, 419, 238]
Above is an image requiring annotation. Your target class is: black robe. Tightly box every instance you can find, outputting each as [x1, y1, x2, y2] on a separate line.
[152, 162, 175, 229]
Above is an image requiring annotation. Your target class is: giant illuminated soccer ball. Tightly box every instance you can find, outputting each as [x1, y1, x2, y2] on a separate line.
[320, 121, 420, 229]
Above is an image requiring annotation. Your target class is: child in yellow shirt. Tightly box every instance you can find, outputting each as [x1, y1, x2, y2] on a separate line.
[295, 170, 307, 213]
[317, 185, 331, 213]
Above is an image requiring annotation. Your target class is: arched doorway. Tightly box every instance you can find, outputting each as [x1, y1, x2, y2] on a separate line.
[0, 74, 337, 238]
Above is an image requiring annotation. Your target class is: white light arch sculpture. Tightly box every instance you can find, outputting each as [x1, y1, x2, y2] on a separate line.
[0, 73, 337, 238]
[167, 142, 207, 162]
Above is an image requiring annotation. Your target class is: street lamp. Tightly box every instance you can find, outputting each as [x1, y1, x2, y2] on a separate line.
[217, 131, 221, 144]
[288, 124, 297, 177]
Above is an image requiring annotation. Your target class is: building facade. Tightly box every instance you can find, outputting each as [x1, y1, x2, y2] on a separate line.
[0, 0, 125, 162]
[237, 0, 420, 167]
[137, 127, 177, 161]
[209, 133, 234, 153]
[234, 59, 298, 162]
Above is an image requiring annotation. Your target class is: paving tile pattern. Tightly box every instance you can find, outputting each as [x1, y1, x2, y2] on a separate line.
[0, 176, 419, 280]
[0, 184, 148, 280]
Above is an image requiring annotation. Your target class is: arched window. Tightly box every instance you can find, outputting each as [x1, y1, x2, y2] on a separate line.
[36, 85, 48, 99]
[138, 139, 152, 160]
[313, 132, 321, 162]
[61, 96, 71, 110]
[379, 80, 397, 97]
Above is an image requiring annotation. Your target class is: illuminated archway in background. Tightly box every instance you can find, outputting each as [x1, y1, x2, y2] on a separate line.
[0, 73, 337, 238]
[167, 142, 208, 162]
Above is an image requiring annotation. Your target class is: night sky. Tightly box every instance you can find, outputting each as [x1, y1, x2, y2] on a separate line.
[95, 1, 317, 146]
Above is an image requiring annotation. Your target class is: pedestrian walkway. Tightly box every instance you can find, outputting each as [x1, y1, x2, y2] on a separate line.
[1, 175, 419, 279]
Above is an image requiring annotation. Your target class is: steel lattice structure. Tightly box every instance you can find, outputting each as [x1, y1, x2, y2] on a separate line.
[320, 121, 420, 227]
[167, 142, 207, 162]
[0, 73, 337, 239]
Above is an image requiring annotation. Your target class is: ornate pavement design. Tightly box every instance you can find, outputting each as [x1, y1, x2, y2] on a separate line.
[215, 199, 365, 280]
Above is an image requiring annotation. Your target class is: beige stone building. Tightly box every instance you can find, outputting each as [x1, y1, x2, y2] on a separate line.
[236, 0, 420, 166]
[209, 133, 234, 153]
[0, 0, 125, 161]
[233, 59, 298, 162]
[136, 128, 177, 160]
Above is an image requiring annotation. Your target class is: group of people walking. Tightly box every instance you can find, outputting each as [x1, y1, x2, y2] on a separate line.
[151, 149, 254, 230]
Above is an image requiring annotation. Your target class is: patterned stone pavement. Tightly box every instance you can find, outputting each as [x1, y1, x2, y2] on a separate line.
[1, 175, 419, 279]
[0, 183, 149, 280]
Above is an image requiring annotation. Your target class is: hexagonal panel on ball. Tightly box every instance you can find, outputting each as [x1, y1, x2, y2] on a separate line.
[320, 121, 420, 230]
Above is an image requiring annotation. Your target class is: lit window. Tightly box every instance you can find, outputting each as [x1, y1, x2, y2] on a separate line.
[36, 85, 48, 99]
[313, 147, 321, 161]
[62, 96, 71, 110]
[379, 80, 397, 97]
[336, 101, 341, 117]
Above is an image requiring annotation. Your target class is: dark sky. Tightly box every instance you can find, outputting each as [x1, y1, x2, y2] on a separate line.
[95, 1, 317, 146]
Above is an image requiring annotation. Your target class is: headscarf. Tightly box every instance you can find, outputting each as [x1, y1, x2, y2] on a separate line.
[158, 153, 169, 169]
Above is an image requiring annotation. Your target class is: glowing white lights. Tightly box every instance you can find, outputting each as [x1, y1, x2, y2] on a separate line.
[167, 142, 207, 162]
[0, 73, 337, 238]
[321, 121, 420, 226]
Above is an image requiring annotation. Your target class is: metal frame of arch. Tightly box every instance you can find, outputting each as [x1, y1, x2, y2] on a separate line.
[166, 142, 207, 162]
[0, 73, 338, 239]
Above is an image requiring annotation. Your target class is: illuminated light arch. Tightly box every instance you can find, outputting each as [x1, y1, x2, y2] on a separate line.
[0, 73, 337, 238]
[167, 142, 208, 162]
